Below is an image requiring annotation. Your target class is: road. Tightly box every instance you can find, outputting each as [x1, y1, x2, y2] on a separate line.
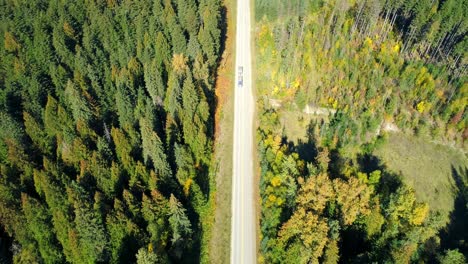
[230, 0, 255, 263]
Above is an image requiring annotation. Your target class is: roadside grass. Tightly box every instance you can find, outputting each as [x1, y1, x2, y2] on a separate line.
[206, 0, 236, 262]
[374, 132, 467, 222]
[251, 0, 263, 261]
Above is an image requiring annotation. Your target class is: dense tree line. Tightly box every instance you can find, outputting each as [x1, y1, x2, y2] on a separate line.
[256, 0, 467, 151]
[0, 0, 223, 263]
[255, 0, 467, 263]
[257, 0, 467, 64]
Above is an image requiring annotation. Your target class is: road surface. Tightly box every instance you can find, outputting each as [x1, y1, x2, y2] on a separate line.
[231, 0, 255, 263]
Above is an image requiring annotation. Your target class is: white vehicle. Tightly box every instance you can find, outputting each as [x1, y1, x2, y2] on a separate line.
[237, 66, 243, 87]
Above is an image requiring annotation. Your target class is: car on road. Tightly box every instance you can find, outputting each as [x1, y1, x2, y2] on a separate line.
[237, 66, 243, 87]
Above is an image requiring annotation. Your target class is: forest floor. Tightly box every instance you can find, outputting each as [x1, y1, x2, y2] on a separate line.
[374, 132, 467, 222]
[209, 0, 236, 262]
[279, 109, 331, 144]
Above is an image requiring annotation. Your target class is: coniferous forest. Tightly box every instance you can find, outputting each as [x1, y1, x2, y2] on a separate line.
[0, 0, 222, 263]
[0, 0, 467, 263]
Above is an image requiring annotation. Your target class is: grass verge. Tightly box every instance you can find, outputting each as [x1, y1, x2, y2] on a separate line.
[205, 0, 236, 262]
[250, 0, 263, 262]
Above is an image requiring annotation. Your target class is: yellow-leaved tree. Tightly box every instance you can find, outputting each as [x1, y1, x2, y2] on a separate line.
[278, 208, 329, 264]
[333, 177, 371, 225]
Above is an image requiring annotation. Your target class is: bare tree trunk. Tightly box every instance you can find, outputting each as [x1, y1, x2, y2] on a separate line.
[403, 26, 416, 53]
[384, 10, 397, 40]
[323, 7, 336, 50]
[379, 8, 390, 41]
[352, 0, 366, 34]
[291, 18, 306, 79]
[428, 32, 446, 61]
[451, 54, 461, 70]
[442, 25, 459, 56]
[446, 66, 466, 108]
[423, 39, 432, 58]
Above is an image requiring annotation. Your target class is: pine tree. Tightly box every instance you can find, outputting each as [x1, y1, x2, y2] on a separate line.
[69, 183, 109, 263]
[136, 247, 159, 264]
[139, 117, 171, 179]
[168, 194, 192, 253]
[22, 194, 64, 264]
[155, 31, 172, 70]
[144, 59, 166, 106]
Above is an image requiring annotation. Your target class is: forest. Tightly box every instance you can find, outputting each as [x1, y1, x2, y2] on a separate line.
[256, 0, 467, 263]
[0, 0, 223, 263]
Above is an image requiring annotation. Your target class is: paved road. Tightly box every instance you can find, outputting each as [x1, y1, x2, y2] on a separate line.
[230, 0, 255, 263]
